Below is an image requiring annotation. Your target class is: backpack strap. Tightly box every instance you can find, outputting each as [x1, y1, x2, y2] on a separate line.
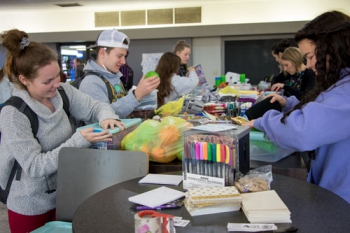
[83, 72, 116, 104]
[1, 89, 71, 194]
[57, 86, 70, 117]
[1, 96, 38, 190]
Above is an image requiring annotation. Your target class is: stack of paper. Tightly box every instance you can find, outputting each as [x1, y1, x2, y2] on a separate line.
[138, 174, 183, 186]
[241, 190, 291, 223]
[184, 186, 242, 216]
[128, 186, 186, 208]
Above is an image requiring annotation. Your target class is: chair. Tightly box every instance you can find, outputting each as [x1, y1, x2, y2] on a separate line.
[56, 147, 148, 222]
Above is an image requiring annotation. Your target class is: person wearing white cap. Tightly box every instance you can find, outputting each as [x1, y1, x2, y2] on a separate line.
[79, 29, 160, 118]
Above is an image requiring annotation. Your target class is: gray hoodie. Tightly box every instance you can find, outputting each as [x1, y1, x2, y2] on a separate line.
[80, 60, 141, 118]
[0, 83, 119, 215]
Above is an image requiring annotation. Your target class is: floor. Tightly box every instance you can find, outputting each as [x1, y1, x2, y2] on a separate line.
[0, 203, 10, 233]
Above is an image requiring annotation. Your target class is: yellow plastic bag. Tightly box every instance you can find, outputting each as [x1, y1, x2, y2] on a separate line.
[217, 86, 240, 96]
[154, 97, 184, 116]
[121, 116, 192, 163]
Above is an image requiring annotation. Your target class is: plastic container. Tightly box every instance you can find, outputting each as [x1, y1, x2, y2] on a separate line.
[249, 131, 294, 162]
[31, 221, 72, 233]
[182, 125, 250, 189]
[77, 118, 142, 150]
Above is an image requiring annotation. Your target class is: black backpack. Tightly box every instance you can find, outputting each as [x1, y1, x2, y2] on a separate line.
[0, 87, 70, 204]
[71, 71, 114, 103]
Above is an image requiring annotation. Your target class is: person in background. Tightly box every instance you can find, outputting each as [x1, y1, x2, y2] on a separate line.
[0, 67, 13, 106]
[173, 40, 191, 77]
[59, 70, 67, 83]
[155, 52, 199, 107]
[79, 29, 160, 118]
[243, 10, 350, 204]
[268, 39, 291, 85]
[119, 50, 134, 91]
[73, 58, 85, 79]
[271, 47, 315, 100]
[0, 29, 125, 233]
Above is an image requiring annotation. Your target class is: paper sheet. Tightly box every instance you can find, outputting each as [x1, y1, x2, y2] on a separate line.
[128, 186, 186, 208]
[139, 174, 183, 186]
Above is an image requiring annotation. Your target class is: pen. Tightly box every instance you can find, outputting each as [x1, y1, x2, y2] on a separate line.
[211, 143, 217, 177]
[183, 141, 189, 179]
[207, 143, 212, 177]
[195, 142, 200, 175]
[221, 144, 226, 184]
[216, 144, 221, 178]
[228, 145, 235, 186]
[203, 142, 208, 176]
[225, 145, 230, 186]
[136, 203, 179, 211]
[191, 142, 196, 174]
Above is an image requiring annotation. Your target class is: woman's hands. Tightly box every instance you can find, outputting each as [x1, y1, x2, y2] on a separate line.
[100, 119, 126, 131]
[243, 120, 255, 128]
[79, 119, 126, 143]
[243, 93, 286, 129]
[79, 127, 112, 143]
[265, 93, 287, 108]
[271, 83, 284, 91]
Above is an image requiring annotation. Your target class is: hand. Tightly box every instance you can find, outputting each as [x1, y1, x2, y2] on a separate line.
[100, 119, 126, 131]
[243, 120, 255, 128]
[79, 127, 113, 143]
[188, 67, 195, 72]
[134, 76, 160, 101]
[271, 83, 284, 91]
[265, 93, 287, 108]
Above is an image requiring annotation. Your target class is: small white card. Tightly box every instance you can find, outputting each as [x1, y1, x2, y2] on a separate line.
[227, 223, 277, 232]
[128, 186, 185, 208]
[139, 174, 183, 186]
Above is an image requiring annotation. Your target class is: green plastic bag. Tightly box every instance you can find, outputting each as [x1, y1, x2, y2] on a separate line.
[121, 116, 192, 163]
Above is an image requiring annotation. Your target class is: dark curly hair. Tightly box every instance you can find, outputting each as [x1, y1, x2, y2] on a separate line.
[281, 11, 350, 123]
[272, 39, 291, 55]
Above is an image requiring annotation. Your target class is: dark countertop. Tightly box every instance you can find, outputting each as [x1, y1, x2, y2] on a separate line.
[73, 173, 350, 233]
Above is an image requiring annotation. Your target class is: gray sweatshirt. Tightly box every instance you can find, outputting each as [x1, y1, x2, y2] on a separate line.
[164, 70, 199, 103]
[80, 60, 141, 118]
[0, 83, 119, 215]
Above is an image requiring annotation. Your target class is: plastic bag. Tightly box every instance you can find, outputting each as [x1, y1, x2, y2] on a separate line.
[154, 97, 184, 116]
[217, 86, 240, 96]
[121, 116, 193, 163]
[234, 165, 273, 193]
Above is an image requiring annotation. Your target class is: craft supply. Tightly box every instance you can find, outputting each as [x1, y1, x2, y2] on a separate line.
[134, 210, 175, 233]
[182, 126, 250, 189]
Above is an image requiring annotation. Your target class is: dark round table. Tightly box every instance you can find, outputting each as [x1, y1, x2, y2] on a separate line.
[72, 172, 350, 233]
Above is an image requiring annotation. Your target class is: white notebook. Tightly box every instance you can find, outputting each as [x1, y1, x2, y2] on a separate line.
[139, 174, 183, 186]
[128, 186, 185, 208]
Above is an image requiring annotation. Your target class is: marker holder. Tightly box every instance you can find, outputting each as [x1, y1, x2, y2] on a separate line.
[182, 126, 250, 189]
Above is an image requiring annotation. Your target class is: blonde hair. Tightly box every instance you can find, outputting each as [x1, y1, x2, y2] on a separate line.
[281, 47, 304, 69]
[173, 40, 190, 54]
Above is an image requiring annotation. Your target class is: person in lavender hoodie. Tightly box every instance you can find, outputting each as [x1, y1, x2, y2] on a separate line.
[244, 11, 350, 204]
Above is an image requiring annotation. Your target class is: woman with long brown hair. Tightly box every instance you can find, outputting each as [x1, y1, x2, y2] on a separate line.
[155, 52, 198, 107]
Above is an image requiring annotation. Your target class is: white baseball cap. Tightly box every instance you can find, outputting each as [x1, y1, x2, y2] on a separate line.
[88, 29, 130, 49]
